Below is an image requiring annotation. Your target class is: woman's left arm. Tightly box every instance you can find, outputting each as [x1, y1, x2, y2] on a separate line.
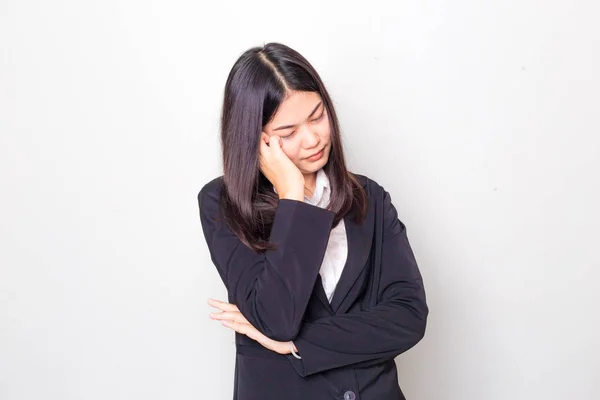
[285, 188, 428, 376]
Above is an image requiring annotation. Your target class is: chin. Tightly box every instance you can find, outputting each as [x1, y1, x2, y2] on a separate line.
[302, 157, 328, 173]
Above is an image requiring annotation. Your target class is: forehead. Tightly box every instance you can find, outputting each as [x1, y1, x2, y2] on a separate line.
[269, 91, 322, 125]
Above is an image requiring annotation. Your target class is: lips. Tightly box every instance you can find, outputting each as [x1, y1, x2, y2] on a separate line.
[307, 148, 324, 159]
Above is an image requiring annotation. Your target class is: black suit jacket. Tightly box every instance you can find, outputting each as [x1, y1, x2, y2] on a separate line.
[198, 173, 428, 400]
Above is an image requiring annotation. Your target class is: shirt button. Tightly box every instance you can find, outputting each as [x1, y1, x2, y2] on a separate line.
[343, 391, 356, 400]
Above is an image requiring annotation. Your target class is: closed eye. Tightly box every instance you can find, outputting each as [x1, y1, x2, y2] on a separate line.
[311, 112, 325, 123]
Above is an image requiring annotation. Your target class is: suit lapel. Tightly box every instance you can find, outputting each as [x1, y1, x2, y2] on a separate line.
[313, 274, 333, 312]
[329, 199, 375, 313]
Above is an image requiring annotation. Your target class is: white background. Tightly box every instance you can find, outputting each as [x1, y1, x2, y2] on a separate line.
[1, 0, 599, 399]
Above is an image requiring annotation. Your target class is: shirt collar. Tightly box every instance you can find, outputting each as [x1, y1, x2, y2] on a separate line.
[307, 168, 329, 205]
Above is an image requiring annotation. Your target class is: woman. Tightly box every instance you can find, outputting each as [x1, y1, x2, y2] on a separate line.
[198, 42, 428, 400]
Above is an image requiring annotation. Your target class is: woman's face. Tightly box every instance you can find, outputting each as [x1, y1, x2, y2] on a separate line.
[263, 91, 332, 175]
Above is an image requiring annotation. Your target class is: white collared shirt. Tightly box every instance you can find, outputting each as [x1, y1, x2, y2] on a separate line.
[274, 168, 348, 302]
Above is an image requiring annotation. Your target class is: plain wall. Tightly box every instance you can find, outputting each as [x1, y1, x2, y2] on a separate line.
[1, 0, 599, 399]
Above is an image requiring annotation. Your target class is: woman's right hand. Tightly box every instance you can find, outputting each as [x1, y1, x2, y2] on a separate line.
[259, 133, 305, 201]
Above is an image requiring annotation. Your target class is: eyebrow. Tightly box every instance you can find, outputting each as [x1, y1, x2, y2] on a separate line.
[273, 101, 323, 131]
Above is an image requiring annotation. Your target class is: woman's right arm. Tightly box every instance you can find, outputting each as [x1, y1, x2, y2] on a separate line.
[198, 184, 335, 342]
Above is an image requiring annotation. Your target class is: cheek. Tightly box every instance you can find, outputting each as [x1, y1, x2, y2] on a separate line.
[320, 118, 332, 140]
[282, 143, 301, 161]
[319, 129, 331, 147]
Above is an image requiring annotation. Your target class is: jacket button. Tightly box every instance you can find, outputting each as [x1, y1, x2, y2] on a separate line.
[343, 391, 356, 400]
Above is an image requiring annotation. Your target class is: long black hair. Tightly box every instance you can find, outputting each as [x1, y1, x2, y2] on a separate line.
[220, 42, 367, 252]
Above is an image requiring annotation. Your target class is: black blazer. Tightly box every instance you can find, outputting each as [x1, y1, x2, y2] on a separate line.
[198, 173, 428, 400]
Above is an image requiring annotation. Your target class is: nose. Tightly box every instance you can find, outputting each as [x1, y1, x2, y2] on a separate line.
[301, 126, 320, 148]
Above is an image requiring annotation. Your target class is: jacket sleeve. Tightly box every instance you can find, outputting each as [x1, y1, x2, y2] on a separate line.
[287, 188, 428, 377]
[198, 185, 335, 341]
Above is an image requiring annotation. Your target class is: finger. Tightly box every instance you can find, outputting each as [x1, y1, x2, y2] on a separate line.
[270, 135, 283, 153]
[222, 321, 267, 344]
[209, 311, 236, 321]
[207, 298, 231, 310]
[222, 320, 251, 335]
[259, 137, 270, 167]
[209, 311, 247, 323]
[261, 132, 270, 145]
[259, 144, 268, 168]
[243, 327, 271, 343]
[260, 133, 271, 153]
[207, 298, 239, 312]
